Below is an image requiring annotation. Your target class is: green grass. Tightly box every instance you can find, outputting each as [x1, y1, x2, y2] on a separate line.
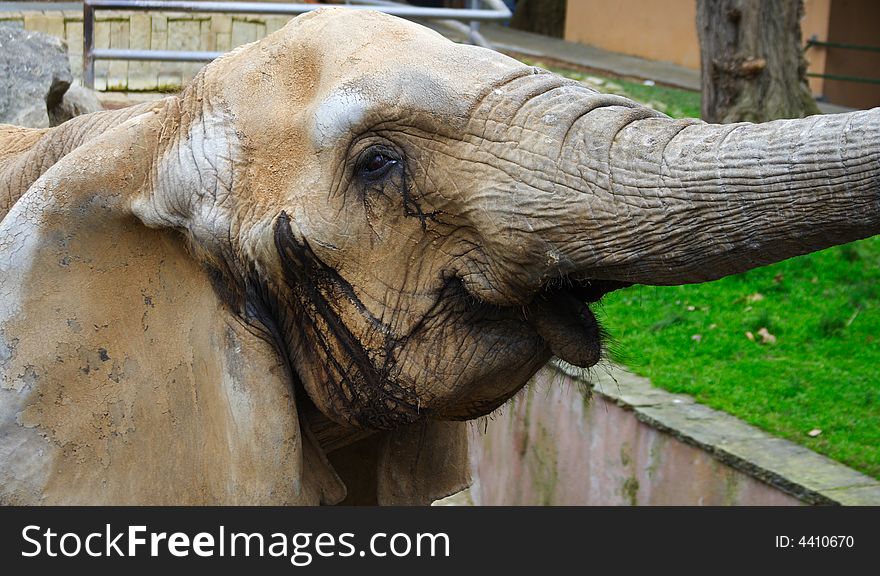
[598, 241, 880, 480]
[529, 59, 880, 479]
[521, 58, 702, 119]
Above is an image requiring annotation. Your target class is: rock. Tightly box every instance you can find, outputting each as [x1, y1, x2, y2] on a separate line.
[49, 85, 104, 127]
[0, 27, 72, 128]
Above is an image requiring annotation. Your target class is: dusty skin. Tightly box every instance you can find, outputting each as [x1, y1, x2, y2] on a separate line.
[1, 9, 878, 504]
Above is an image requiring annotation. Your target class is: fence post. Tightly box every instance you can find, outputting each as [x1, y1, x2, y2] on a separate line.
[469, 0, 480, 45]
[83, 1, 95, 89]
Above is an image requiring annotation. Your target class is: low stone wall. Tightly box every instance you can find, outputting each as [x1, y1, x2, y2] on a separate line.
[468, 362, 880, 505]
[0, 6, 297, 91]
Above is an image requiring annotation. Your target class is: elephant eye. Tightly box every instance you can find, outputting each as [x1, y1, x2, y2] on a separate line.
[357, 148, 398, 181]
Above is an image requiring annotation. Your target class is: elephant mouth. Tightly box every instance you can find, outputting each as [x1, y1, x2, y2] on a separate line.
[525, 280, 630, 368]
[436, 277, 631, 421]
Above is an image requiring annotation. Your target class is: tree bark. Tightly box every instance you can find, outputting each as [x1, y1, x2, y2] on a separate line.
[510, 0, 566, 39]
[697, 0, 820, 123]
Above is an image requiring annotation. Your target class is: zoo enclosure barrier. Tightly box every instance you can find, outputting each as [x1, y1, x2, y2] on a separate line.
[805, 36, 880, 86]
[82, 0, 512, 89]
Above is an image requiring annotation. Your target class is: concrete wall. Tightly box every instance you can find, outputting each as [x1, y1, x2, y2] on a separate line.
[469, 367, 801, 505]
[469, 363, 880, 505]
[0, 8, 298, 90]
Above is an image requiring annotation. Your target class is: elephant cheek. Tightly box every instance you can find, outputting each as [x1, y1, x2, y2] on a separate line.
[431, 339, 552, 420]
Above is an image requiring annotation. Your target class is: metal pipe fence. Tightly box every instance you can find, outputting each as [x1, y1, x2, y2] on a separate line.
[805, 37, 880, 86]
[82, 0, 512, 89]
[807, 38, 880, 54]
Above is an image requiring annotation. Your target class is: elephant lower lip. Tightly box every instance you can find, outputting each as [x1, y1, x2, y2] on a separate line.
[527, 288, 602, 368]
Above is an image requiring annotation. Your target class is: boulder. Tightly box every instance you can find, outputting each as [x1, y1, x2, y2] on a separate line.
[0, 27, 72, 128]
[49, 84, 104, 127]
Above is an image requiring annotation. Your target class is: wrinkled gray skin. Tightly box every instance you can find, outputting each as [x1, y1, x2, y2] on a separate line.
[1, 9, 878, 504]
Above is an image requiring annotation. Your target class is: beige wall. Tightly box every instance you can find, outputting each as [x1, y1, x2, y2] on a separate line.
[564, 0, 700, 70]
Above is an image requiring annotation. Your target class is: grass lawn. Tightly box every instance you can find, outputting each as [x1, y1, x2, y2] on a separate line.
[525, 58, 880, 479]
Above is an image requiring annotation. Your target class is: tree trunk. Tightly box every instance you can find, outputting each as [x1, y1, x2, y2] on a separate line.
[510, 0, 566, 39]
[697, 0, 820, 123]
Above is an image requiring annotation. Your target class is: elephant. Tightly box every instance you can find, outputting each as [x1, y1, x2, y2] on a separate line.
[0, 8, 878, 505]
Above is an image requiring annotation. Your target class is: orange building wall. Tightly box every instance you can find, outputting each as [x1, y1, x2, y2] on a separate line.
[802, 0, 832, 96]
[562, 0, 878, 109]
[823, 0, 880, 109]
[563, 0, 700, 70]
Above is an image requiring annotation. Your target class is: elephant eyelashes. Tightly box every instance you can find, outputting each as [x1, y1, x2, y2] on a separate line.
[356, 146, 399, 182]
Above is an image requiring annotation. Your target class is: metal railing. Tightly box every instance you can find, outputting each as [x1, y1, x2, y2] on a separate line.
[807, 38, 880, 54]
[805, 37, 880, 86]
[82, 0, 512, 89]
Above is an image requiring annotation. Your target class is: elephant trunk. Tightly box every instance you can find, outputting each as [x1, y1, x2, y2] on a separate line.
[480, 73, 880, 292]
[562, 105, 880, 286]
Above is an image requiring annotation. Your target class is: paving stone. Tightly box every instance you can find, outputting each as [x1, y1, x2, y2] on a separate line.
[554, 360, 693, 407]
[717, 436, 879, 501]
[821, 483, 880, 506]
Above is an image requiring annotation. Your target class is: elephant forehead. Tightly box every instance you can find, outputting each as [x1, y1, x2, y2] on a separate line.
[211, 9, 528, 147]
[293, 7, 464, 67]
[309, 76, 463, 149]
[306, 57, 520, 150]
[312, 88, 369, 150]
[293, 10, 525, 121]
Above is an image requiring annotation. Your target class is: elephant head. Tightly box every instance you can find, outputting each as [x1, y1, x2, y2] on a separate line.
[1, 8, 878, 504]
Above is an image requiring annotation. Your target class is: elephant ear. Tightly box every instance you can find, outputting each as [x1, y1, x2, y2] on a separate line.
[0, 108, 343, 504]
